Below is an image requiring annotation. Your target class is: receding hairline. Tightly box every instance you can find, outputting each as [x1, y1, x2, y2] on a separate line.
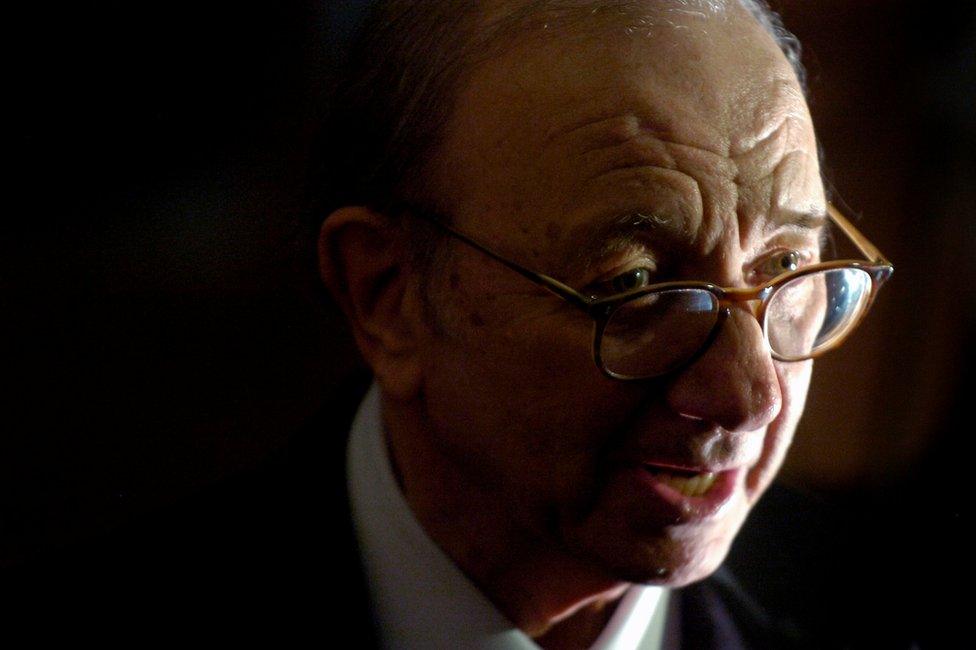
[318, 0, 805, 217]
[420, 0, 817, 279]
[471, 0, 780, 53]
[316, 0, 809, 320]
[418, 0, 802, 200]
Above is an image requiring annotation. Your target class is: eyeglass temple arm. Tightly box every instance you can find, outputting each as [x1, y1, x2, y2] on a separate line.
[827, 204, 890, 265]
[415, 212, 594, 310]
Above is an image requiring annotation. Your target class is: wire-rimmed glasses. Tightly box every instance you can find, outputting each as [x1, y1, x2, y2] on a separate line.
[409, 204, 893, 381]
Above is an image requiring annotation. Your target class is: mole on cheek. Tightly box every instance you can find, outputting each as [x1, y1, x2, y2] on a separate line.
[469, 311, 486, 327]
[449, 271, 461, 290]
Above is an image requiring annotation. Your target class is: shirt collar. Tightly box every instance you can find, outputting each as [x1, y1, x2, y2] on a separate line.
[347, 381, 669, 649]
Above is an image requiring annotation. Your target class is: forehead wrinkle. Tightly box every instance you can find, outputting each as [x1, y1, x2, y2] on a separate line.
[734, 153, 823, 254]
[546, 110, 734, 186]
[440, 0, 817, 279]
[731, 122, 790, 187]
[543, 113, 644, 155]
[577, 134, 678, 183]
[445, 0, 771, 202]
[460, 0, 793, 160]
[769, 149, 823, 211]
[545, 106, 716, 149]
[728, 84, 820, 251]
[734, 203, 826, 261]
[543, 112, 744, 277]
[730, 79, 810, 162]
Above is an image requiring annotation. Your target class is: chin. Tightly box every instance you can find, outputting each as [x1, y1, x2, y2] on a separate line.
[582, 526, 741, 588]
[561, 486, 751, 588]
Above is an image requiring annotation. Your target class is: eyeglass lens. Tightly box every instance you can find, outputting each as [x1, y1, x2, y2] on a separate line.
[765, 267, 872, 360]
[599, 268, 874, 379]
[600, 289, 720, 378]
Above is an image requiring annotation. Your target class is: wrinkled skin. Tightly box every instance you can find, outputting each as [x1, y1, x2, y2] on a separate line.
[329, 0, 825, 642]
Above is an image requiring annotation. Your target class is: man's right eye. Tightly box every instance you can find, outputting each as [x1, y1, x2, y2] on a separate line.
[610, 267, 654, 294]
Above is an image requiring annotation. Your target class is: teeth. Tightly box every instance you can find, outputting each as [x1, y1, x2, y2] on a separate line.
[655, 471, 717, 497]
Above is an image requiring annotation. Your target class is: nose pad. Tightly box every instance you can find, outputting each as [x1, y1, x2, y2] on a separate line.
[665, 306, 782, 432]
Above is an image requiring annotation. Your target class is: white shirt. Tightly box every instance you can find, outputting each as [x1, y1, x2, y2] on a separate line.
[347, 382, 670, 649]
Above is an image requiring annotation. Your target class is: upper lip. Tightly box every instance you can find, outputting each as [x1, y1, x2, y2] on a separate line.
[611, 411, 764, 475]
[622, 424, 761, 474]
[640, 460, 735, 474]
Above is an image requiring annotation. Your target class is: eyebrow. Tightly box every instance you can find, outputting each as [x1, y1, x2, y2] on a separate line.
[766, 208, 829, 232]
[561, 207, 830, 278]
[561, 211, 685, 276]
[764, 208, 832, 254]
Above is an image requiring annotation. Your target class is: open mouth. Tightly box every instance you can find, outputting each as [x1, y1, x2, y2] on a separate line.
[644, 467, 717, 497]
[642, 465, 717, 498]
[621, 463, 740, 522]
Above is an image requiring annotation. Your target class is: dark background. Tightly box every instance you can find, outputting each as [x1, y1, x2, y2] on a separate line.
[4, 0, 973, 644]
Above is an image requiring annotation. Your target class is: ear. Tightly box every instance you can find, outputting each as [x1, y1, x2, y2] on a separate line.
[318, 206, 426, 401]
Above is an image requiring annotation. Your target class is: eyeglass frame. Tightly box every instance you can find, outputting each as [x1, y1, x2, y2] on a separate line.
[403, 203, 893, 381]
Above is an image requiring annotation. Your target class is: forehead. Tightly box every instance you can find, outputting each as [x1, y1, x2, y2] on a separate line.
[430, 0, 821, 272]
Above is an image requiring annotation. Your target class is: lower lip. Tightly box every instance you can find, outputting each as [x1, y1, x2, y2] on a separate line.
[621, 466, 740, 523]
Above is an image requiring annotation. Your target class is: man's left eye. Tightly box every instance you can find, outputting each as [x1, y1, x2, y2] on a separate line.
[759, 250, 802, 278]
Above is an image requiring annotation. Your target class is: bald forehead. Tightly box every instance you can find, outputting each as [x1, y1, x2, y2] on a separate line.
[441, 0, 799, 175]
[478, 0, 741, 25]
[428, 0, 817, 276]
[472, 0, 766, 53]
[451, 0, 795, 149]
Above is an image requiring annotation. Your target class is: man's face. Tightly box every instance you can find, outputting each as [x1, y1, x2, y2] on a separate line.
[414, 2, 822, 587]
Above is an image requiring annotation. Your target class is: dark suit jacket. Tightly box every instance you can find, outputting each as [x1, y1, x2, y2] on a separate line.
[4, 375, 811, 648]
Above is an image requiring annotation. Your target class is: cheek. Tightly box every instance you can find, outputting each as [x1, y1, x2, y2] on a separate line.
[780, 358, 813, 425]
[434, 257, 601, 396]
[746, 359, 812, 497]
[423, 285, 648, 504]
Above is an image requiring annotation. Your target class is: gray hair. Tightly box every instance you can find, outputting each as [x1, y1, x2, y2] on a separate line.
[313, 0, 806, 226]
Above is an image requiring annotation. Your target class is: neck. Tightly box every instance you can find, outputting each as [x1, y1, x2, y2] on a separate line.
[382, 394, 630, 645]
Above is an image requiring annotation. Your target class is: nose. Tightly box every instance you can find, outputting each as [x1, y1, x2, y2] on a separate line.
[665, 306, 783, 432]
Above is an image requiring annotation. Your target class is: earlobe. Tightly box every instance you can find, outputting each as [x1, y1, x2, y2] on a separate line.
[318, 207, 426, 400]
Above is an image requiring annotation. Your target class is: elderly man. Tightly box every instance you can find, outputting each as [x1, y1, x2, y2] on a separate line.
[5, 0, 891, 646]
[317, 0, 891, 648]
